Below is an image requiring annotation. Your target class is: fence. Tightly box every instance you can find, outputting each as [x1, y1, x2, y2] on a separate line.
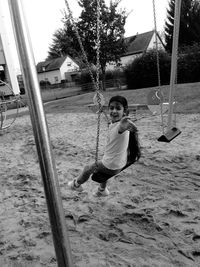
[81, 78, 126, 91]
[20, 78, 127, 105]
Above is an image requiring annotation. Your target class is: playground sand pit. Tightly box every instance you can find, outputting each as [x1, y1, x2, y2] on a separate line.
[0, 111, 200, 266]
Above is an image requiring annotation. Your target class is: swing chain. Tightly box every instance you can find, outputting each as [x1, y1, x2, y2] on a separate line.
[64, 0, 97, 91]
[64, 0, 103, 164]
[172, 4, 180, 127]
[152, 0, 165, 134]
[95, 0, 102, 165]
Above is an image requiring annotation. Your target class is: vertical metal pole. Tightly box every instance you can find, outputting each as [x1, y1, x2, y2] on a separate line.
[8, 0, 74, 266]
[167, 0, 182, 130]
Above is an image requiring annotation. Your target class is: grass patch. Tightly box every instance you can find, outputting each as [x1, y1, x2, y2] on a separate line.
[44, 82, 200, 114]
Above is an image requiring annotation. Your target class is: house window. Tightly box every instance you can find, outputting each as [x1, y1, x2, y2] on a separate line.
[54, 76, 59, 83]
[67, 62, 71, 66]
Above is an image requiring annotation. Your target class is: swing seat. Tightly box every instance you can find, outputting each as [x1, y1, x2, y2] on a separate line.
[91, 171, 113, 183]
[91, 163, 132, 183]
[157, 127, 181, 142]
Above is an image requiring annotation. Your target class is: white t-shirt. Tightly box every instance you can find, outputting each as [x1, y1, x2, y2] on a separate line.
[102, 121, 129, 170]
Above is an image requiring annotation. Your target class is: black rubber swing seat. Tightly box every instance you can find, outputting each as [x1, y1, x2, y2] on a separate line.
[91, 162, 132, 184]
[157, 127, 181, 142]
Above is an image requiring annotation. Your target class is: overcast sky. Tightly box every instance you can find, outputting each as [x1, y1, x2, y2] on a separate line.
[1, 0, 169, 71]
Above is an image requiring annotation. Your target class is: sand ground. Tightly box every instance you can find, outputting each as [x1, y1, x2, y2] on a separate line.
[0, 109, 200, 267]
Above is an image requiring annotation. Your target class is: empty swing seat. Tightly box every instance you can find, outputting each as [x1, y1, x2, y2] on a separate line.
[157, 127, 181, 142]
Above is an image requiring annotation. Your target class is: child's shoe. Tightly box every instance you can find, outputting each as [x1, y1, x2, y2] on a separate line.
[68, 179, 83, 192]
[93, 187, 110, 197]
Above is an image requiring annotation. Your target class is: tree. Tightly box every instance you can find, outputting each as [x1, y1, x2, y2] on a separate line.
[124, 49, 171, 89]
[77, 0, 127, 89]
[178, 43, 200, 83]
[164, 0, 200, 52]
[47, 0, 127, 90]
[188, 1, 200, 41]
[47, 17, 81, 60]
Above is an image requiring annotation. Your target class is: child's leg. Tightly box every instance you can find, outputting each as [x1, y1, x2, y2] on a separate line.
[96, 168, 121, 195]
[69, 161, 121, 194]
[76, 161, 117, 186]
[76, 162, 97, 185]
[93, 180, 109, 197]
[68, 162, 97, 191]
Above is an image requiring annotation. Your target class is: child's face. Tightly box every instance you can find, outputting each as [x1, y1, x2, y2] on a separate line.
[108, 101, 125, 123]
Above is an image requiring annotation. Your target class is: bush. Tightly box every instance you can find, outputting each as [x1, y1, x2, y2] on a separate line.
[39, 80, 51, 86]
[124, 49, 171, 89]
[80, 69, 125, 91]
[79, 70, 96, 91]
[178, 43, 200, 83]
[61, 79, 68, 83]
[80, 70, 96, 84]
[124, 44, 200, 89]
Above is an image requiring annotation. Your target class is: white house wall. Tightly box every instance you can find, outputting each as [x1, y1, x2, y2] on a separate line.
[149, 32, 165, 50]
[106, 32, 164, 70]
[38, 69, 61, 84]
[37, 57, 80, 84]
[60, 57, 79, 80]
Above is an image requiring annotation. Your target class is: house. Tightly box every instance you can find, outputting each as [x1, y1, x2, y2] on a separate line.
[107, 30, 165, 70]
[36, 55, 80, 84]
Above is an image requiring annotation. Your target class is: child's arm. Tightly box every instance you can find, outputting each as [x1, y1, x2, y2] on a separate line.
[118, 116, 137, 134]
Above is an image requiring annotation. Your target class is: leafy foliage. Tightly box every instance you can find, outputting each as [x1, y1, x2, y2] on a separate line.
[165, 0, 200, 52]
[124, 49, 171, 89]
[178, 43, 200, 83]
[47, 0, 127, 89]
[77, 0, 127, 89]
[77, 0, 127, 67]
[124, 44, 200, 89]
[47, 17, 80, 60]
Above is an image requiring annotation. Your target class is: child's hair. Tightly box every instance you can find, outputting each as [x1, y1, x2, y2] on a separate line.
[108, 95, 129, 116]
[127, 130, 141, 164]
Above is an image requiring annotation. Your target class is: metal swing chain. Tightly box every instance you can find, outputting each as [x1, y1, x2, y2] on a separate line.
[173, 7, 180, 128]
[64, 0, 97, 91]
[152, 0, 165, 134]
[167, 0, 182, 130]
[64, 0, 103, 164]
[94, 0, 102, 165]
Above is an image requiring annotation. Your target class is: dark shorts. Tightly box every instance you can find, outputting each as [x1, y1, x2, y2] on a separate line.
[91, 161, 122, 183]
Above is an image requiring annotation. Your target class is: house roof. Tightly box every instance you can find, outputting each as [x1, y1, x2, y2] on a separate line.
[123, 30, 155, 56]
[36, 56, 68, 73]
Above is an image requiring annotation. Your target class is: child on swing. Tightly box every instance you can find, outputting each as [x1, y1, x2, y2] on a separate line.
[68, 95, 141, 197]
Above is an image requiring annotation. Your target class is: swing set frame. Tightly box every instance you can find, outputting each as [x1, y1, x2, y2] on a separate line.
[4, 0, 183, 266]
[153, 0, 182, 142]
